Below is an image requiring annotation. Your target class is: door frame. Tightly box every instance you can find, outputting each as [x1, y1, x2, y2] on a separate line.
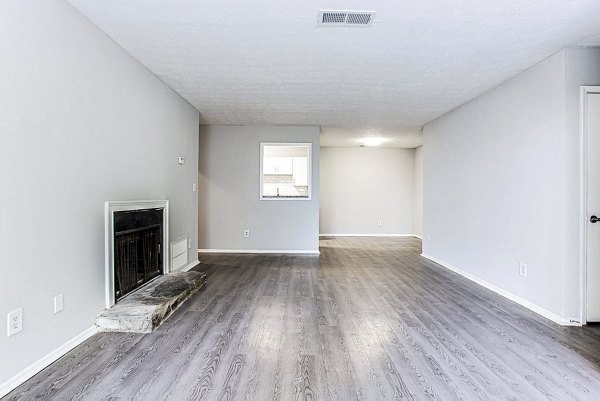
[579, 86, 600, 325]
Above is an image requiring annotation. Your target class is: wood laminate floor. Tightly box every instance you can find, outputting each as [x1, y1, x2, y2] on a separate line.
[6, 237, 600, 400]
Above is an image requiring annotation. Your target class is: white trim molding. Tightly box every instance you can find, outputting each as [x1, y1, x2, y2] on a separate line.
[198, 249, 320, 255]
[319, 234, 419, 238]
[421, 253, 580, 326]
[0, 326, 98, 398]
[105, 200, 169, 309]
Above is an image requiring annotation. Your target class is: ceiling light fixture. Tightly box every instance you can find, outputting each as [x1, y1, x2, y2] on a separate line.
[361, 137, 384, 147]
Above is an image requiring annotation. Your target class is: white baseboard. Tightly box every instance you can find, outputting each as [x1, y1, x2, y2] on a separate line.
[319, 234, 419, 237]
[0, 326, 98, 398]
[420, 253, 579, 327]
[198, 249, 320, 255]
[178, 259, 200, 272]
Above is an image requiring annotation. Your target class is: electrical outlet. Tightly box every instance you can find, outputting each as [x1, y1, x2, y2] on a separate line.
[7, 308, 23, 337]
[54, 294, 64, 314]
[192, 181, 197, 192]
[427, 234, 431, 243]
[519, 262, 527, 277]
[243, 229, 250, 238]
[188, 238, 192, 249]
[377, 219, 383, 226]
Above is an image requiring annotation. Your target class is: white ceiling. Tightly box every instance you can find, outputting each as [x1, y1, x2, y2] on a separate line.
[68, 0, 600, 148]
[320, 127, 423, 148]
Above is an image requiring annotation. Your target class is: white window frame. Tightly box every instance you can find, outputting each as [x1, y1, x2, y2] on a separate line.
[260, 142, 312, 201]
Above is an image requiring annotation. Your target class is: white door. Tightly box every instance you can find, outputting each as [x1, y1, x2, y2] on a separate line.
[586, 90, 600, 322]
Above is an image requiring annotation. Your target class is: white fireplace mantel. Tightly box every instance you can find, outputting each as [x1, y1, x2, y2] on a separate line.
[104, 200, 170, 309]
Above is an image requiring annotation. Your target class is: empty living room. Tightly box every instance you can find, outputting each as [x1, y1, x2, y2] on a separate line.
[4, 0, 600, 400]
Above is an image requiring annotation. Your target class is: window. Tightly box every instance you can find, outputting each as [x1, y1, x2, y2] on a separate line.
[260, 143, 311, 200]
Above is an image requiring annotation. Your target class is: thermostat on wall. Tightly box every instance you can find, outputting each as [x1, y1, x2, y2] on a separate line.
[178, 156, 185, 165]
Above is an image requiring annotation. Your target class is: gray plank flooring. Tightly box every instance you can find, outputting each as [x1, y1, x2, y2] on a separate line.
[6, 237, 600, 400]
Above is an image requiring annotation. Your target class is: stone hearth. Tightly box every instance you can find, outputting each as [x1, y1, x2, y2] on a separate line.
[95, 271, 206, 333]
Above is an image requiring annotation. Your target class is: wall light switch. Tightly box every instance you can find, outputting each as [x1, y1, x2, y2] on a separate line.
[54, 294, 64, 314]
[178, 156, 185, 165]
[192, 181, 197, 192]
[7, 308, 23, 337]
[519, 262, 527, 277]
[188, 238, 192, 249]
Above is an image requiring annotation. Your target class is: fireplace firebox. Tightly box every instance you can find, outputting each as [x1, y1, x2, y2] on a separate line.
[105, 200, 170, 309]
[113, 208, 163, 301]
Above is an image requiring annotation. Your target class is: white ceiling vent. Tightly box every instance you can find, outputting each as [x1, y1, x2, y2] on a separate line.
[318, 10, 376, 27]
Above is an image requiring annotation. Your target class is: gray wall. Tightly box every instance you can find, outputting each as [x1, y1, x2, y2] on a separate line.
[198, 125, 320, 252]
[0, 0, 199, 386]
[423, 48, 600, 321]
[414, 146, 423, 236]
[320, 147, 416, 235]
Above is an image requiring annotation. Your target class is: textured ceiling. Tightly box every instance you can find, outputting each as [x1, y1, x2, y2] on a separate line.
[68, 0, 600, 148]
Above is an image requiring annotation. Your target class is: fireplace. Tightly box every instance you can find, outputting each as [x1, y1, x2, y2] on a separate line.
[105, 200, 170, 308]
[113, 208, 163, 301]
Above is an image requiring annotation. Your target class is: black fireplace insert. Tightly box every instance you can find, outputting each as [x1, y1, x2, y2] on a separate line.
[113, 208, 163, 301]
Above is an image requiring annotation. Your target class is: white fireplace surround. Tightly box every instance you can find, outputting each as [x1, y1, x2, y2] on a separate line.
[104, 200, 170, 309]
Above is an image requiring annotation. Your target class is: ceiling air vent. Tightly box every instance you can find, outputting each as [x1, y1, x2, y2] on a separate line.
[318, 10, 376, 27]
